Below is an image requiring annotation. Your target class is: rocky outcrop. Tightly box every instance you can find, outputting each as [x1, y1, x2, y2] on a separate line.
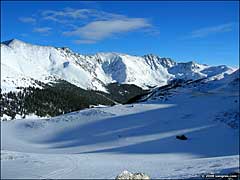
[115, 170, 150, 180]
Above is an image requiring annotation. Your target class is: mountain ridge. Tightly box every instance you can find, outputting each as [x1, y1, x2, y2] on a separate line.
[1, 38, 236, 93]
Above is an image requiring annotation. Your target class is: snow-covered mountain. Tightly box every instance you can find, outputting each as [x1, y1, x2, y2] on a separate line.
[1, 39, 239, 179]
[1, 66, 239, 179]
[140, 68, 239, 105]
[1, 39, 236, 93]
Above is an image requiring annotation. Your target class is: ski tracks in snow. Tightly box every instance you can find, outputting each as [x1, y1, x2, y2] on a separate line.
[43, 155, 79, 179]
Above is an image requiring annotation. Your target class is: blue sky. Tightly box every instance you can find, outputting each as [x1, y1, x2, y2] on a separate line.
[1, 1, 239, 67]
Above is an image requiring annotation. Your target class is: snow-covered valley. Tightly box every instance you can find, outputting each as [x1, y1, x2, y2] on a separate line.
[1, 68, 239, 179]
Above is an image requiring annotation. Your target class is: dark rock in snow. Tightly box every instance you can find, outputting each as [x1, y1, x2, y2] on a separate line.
[176, 134, 188, 140]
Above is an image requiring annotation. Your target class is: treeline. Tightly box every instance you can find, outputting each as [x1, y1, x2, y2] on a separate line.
[1, 80, 115, 119]
[0, 80, 147, 120]
[100, 83, 148, 104]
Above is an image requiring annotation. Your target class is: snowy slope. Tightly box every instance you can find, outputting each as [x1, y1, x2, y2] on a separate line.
[143, 69, 239, 103]
[1, 71, 239, 179]
[1, 39, 236, 93]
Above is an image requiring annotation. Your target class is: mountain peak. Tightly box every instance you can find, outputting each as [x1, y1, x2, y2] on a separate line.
[2, 38, 25, 46]
[1, 39, 53, 49]
[1, 39, 236, 94]
[186, 60, 198, 65]
[57, 47, 74, 54]
[143, 54, 177, 68]
[143, 53, 161, 59]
